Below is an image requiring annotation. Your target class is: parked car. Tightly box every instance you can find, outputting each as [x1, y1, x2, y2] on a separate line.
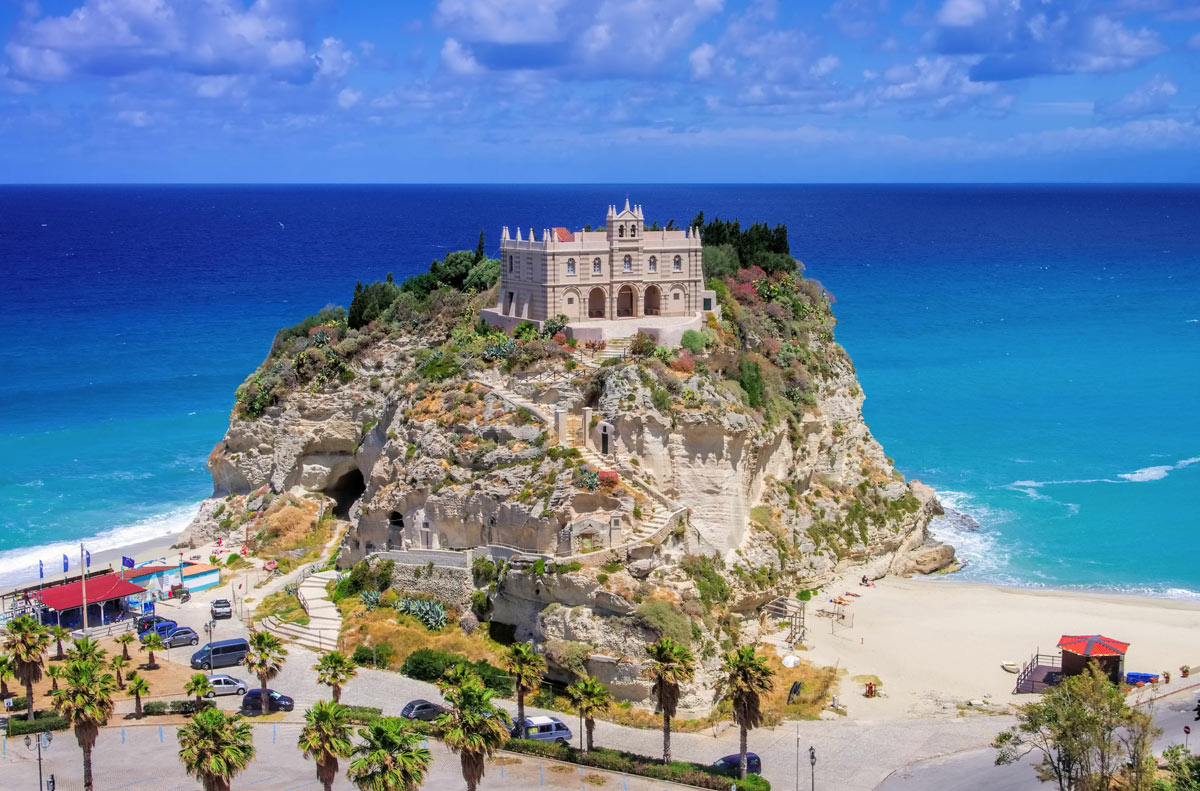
[241, 689, 294, 714]
[138, 619, 178, 641]
[163, 626, 200, 648]
[190, 638, 250, 671]
[510, 715, 572, 744]
[713, 753, 762, 776]
[136, 614, 171, 633]
[210, 599, 233, 619]
[400, 699, 445, 722]
[204, 674, 247, 698]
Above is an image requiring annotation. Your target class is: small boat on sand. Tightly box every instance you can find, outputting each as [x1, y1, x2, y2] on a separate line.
[1001, 661, 1021, 674]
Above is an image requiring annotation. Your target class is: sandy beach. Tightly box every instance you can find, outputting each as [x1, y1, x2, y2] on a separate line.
[795, 573, 1200, 719]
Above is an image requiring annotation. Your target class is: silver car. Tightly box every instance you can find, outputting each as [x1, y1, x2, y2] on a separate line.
[163, 626, 200, 647]
[205, 674, 248, 698]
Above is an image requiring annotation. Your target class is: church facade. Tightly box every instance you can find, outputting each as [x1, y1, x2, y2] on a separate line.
[486, 200, 715, 328]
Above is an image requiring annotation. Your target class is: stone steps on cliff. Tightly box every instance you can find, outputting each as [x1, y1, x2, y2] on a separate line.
[259, 615, 340, 652]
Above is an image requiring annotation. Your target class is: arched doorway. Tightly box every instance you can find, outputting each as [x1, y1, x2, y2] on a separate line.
[588, 287, 606, 319]
[617, 285, 636, 318]
[644, 285, 662, 316]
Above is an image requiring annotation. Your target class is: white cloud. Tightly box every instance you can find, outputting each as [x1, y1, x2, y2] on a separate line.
[337, 88, 362, 109]
[1094, 74, 1178, 118]
[689, 43, 716, 79]
[435, 0, 572, 45]
[936, 0, 987, 27]
[810, 55, 840, 77]
[116, 109, 152, 127]
[315, 38, 355, 80]
[440, 38, 483, 75]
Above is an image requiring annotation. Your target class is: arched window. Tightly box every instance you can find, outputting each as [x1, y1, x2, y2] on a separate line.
[509, 255, 514, 273]
[623, 255, 632, 272]
[673, 255, 682, 272]
[630, 225, 637, 238]
[648, 256, 657, 272]
[592, 258, 602, 275]
[566, 258, 576, 275]
[619, 225, 625, 238]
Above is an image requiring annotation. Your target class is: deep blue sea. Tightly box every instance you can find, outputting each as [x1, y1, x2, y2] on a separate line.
[2, 185, 1198, 596]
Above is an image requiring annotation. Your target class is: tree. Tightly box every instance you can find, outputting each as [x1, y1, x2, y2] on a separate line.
[244, 630, 288, 717]
[566, 675, 612, 752]
[298, 700, 354, 791]
[347, 715, 431, 791]
[66, 636, 106, 663]
[714, 646, 775, 779]
[474, 230, 486, 263]
[110, 654, 128, 690]
[2, 614, 51, 721]
[52, 659, 116, 791]
[436, 664, 511, 791]
[116, 632, 136, 661]
[1118, 706, 1160, 791]
[643, 637, 696, 764]
[186, 673, 211, 710]
[50, 625, 70, 660]
[46, 662, 63, 693]
[315, 650, 358, 703]
[177, 707, 256, 791]
[140, 633, 165, 670]
[0, 653, 13, 698]
[126, 672, 149, 718]
[504, 642, 546, 739]
[995, 663, 1148, 791]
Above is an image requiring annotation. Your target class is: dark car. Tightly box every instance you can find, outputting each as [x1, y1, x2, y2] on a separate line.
[400, 699, 445, 722]
[714, 753, 761, 776]
[211, 599, 233, 619]
[163, 626, 200, 648]
[136, 614, 171, 633]
[240, 689, 294, 714]
[138, 619, 178, 641]
[190, 638, 250, 671]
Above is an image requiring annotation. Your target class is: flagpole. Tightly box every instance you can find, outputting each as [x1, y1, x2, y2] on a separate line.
[80, 543, 89, 631]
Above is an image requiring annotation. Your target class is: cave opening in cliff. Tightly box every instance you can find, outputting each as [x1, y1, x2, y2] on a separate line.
[325, 468, 366, 517]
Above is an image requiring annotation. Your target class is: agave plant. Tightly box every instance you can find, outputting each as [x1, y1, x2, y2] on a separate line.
[396, 597, 446, 631]
[359, 590, 381, 610]
[284, 584, 299, 597]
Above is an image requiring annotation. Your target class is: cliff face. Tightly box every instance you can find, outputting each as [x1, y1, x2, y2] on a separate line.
[185, 266, 955, 712]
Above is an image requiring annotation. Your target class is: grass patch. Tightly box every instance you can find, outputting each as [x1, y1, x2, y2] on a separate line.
[254, 590, 310, 626]
[337, 600, 505, 672]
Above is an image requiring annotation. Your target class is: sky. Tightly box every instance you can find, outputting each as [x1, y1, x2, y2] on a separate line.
[1, 0, 1198, 182]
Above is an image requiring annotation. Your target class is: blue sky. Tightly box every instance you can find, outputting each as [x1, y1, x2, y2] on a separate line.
[1, 0, 1198, 182]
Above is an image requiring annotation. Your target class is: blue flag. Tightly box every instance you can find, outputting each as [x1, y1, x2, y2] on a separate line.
[39, 560, 44, 579]
[62, 554, 69, 573]
[85, 549, 91, 568]
[122, 556, 135, 569]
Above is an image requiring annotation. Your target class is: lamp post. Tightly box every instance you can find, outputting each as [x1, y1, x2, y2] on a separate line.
[24, 730, 52, 791]
[809, 745, 816, 791]
[203, 619, 216, 647]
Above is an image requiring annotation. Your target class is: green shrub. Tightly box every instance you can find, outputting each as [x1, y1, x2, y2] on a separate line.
[400, 648, 513, 696]
[352, 642, 396, 668]
[680, 554, 731, 606]
[420, 350, 461, 382]
[343, 705, 383, 724]
[8, 710, 70, 736]
[629, 332, 656, 357]
[542, 314, 569, 337]
[514, 321, 539, 341]
[471, 589, 491, 615]
[636, 599, 693, 646]
[738, 357, 764, 408]
[651, 387, 672, 413]
[553, 561, 582, 574]
[576, 469, 600, 491]
[143, 701, 169, 716]
[472, 557, 498, 585]
[396, 597, 447, 631]
[680, 329, 706, 355]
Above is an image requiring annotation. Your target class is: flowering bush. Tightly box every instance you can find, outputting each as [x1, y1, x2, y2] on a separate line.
[552, 332, 568, 345]
[597, 470, 620, 488]
[669, 351, 696, 373]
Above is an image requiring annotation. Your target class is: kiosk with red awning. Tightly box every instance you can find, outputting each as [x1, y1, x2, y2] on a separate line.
[32, 575, 147, 629]
[1057, 634, 1129, 685]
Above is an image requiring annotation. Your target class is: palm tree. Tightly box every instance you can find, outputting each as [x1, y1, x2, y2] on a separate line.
[186, 673, 211, 711]
[436, 664, 511, 791]
[298, 700, 354, 791]
[314, 650, 357, 703]
[110, 654, 128, 690]
[116, 632, 136, 661]
[50, 625, 71, 660]
[126, 672, 150, 718]
[0, 653, 14, 698]
[504, 641, 546, 739]
[66, 636, 106, 663]
[347, 715, 431, 791]
[140, 633, 165, 670]
[2, 614, 51, 721]
[244, 630, 287, 717]
[566, 675, 612, 751]
[642, 636, 696, 764]
[52, 659, 116, 791]
[177, 707, 255, 791]
[46, 662, 63, 694]
[714, 646, 775, 780]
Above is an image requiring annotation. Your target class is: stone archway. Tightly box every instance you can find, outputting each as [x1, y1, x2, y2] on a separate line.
[562, 287, 584, 322]
[588, 287, 606, 319]
[617, 285, 636, 318]
[644, 284, 662, 316]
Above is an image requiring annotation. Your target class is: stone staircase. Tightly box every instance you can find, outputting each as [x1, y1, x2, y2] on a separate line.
[596, 336, 632, 361]
[260, 569, 342, 652]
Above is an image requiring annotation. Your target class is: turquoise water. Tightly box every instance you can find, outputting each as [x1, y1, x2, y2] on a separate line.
[2, 185, 1197, 595]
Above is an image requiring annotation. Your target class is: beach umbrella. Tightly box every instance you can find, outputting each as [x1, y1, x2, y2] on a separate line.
[1056, 634, 1130, 656]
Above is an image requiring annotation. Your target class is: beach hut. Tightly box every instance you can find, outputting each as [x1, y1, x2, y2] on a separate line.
[181, 562, 221, 593]
[1057, 634, 1128, 685]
